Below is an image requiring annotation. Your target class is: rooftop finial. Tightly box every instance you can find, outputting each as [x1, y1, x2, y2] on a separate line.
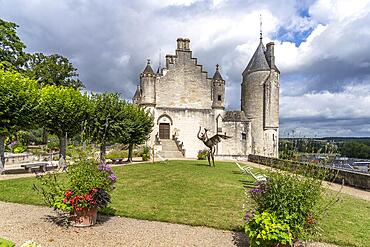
[147, 59, 151, 65]
[259, 14, 263, 41]
[159, 49, 162, 68]
[216, 64, 220, 71]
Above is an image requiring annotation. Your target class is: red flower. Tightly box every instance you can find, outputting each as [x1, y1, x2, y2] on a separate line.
[85, 193, 93, 201]
[63, 198, 67, 203]
[65, 191, 72, 198]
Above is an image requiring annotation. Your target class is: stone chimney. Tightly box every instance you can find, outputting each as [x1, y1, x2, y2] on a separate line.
[266, 42, 275, 69]
[177, 38, 190, 51]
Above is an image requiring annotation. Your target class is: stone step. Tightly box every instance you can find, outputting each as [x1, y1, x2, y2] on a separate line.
[161, 140, 181, 151]
[158, 151, 184, 159]
[159, 139, 184, 158]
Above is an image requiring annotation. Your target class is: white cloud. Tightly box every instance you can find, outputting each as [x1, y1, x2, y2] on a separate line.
[281, 83, 370, 119]
[309, 0, 370, 23]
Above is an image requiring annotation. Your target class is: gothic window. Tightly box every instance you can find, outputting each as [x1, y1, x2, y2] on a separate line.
[218, 95, 222, 101]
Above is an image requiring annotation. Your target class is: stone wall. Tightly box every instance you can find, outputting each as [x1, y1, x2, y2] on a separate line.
[241, 71, 270, 156]
[152, 107, 215, 158]
[219, 121, 251, 156]
[248, 154, 370, 190]
[156, 49, 213, 109]
[263, 71, 279, 129]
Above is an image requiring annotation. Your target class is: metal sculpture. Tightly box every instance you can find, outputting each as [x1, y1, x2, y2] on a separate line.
[197, 126, 231, 167]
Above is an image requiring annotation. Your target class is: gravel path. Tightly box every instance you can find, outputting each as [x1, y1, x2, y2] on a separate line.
[0, 201, 339, 247]
[0, 201, 245, 247]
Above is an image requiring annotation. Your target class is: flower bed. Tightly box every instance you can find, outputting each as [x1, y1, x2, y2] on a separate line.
[34, 159, 116, 226]
[244, 168, 327, 246]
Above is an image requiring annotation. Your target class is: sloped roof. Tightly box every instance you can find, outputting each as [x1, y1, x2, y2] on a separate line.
[213, 64, 224, 80]
[133, 86, 141, 100]
[142, 60, 155, 75]
[243, 41, 270, 75]
[223, 111, 248, 122]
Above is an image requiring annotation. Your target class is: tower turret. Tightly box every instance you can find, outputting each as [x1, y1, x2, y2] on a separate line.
[140, 60, 156, 106]
[212, 64, 225, 109]
[132, 85, 141, 104]
[241, 36, 280, 157]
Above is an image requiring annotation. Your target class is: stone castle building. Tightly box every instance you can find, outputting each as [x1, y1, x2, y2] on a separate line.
[133, 36, 279, 158]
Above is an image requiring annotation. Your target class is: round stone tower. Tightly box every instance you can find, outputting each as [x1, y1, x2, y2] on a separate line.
[241, 37, 280, 157]
[140, 60, 156, 106]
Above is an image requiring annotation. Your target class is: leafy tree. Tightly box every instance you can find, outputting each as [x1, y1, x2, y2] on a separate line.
[39, 85, 89, 159]
[0, 68, 39, 172]
[87, 93, 127, 161]
[339, 141, 370, 159]
[0, 18, 27, 70]
[121, 104, 153, 162]
[25, 53, 84, 89]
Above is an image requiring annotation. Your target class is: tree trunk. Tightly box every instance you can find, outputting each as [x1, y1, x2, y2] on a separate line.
[42, 128, 48, 144]
[0, 134, 6, 174]
[127, 143, 133, 163]
[100, 144, 106, 163]
[59, 135, 67, 159]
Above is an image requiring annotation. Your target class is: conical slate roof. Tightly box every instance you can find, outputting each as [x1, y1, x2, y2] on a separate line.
[133, 86, 141, 100]
[243, 41, 270, 75]
[142, 60, 154, 75]
[213, 64, 224, 80]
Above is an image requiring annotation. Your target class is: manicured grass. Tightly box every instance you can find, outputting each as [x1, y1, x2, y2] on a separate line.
[0, 160, 369, 246]
[313, 192, 370, 247]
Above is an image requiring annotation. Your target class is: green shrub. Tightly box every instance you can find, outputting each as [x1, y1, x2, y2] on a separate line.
[0, 238, 15, 247]
[141, 146, 150, 161]
[197, 149, 208, 160]
[245, 168, 325, 245]
[245, 211, 293, 247]
[13, 144, 27, 153]
[47, 135, 59, 151]
[66, 144, 94, 160]
[106, 150, 128, 159]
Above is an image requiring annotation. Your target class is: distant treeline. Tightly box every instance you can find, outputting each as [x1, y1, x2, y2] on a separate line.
[338, 141, 370, 159]
[279, 138, 370, 159]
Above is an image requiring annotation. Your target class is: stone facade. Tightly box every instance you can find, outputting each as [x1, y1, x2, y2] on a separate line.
[133, 37, 279, 158]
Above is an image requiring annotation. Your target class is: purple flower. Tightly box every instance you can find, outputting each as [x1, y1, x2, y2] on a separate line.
[108, 174, 117, 183]
[250, 188, 263, 194]
[245, 209, 256, 222]
[8, 140, 17, 148]
[99, 163, 112, 173]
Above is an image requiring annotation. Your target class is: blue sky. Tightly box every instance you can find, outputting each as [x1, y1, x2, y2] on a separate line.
[1, 0, 370, 137]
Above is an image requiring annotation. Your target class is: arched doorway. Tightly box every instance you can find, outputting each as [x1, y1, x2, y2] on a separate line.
[157, 114, 173, 140]
[159, 123, 170, 139]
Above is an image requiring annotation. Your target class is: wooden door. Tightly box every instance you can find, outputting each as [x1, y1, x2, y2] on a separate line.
[159, 123, 170, 139]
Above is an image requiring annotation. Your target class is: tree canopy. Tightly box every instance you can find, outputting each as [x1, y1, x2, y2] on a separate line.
[87, 92, 127, 160]
[39, 85, 89, 158]
[120, 104, 153, 162]
[0, 18, 27, 70]
[25, 53, 84, 89]
[0, 68, 39, 171]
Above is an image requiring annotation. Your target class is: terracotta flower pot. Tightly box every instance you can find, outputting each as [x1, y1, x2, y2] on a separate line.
[70, 207, 97, 227]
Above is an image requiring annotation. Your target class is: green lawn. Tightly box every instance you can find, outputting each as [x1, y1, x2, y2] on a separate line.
[0, 160, 369, 247]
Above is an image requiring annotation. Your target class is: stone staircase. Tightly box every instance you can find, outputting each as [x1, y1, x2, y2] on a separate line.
[158, 139, 184, 159]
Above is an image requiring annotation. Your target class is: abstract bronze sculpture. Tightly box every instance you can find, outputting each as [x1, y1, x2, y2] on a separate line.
[197, 126, 231, 167]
